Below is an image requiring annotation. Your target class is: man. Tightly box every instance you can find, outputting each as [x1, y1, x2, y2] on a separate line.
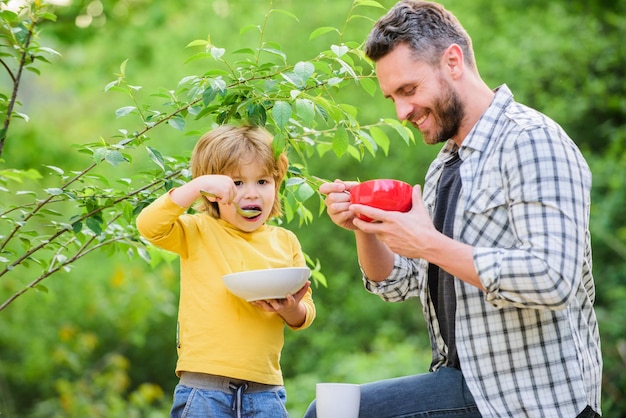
[304, 1, 601, 417]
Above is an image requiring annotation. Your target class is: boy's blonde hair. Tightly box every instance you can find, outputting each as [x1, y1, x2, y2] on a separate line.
[190, 125, 289, 219]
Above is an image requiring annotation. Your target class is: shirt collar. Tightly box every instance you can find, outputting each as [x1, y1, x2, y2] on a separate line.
[459, 84, 514, 157]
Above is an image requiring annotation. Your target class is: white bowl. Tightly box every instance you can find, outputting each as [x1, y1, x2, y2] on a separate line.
[222, 267, 311, 302]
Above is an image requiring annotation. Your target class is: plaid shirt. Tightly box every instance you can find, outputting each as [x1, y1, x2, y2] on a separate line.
[364, 85, 601, 417]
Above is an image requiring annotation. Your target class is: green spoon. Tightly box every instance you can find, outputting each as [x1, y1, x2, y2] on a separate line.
[199, 190, 262, 218]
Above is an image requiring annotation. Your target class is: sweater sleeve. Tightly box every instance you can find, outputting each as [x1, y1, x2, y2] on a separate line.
[286, 230, 316, 331]
[136, 191, 190, 257]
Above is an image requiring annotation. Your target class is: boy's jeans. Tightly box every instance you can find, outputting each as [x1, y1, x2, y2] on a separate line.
[170, 382, 289, 418]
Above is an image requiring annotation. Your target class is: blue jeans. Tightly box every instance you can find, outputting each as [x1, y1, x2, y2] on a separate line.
[170, 383, 289, 418]
[304, 367, 481, 418]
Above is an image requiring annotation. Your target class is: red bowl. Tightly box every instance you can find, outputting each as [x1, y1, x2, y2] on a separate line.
[350, 179, 413, 222]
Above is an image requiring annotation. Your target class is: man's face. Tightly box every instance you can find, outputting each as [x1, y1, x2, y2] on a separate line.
[375, 43, 465, 145]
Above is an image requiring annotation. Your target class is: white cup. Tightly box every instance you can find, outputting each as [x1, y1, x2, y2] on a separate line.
[316, 382, 360, 418]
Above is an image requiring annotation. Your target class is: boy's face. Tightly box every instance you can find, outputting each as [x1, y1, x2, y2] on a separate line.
[219, 157, 276, 232]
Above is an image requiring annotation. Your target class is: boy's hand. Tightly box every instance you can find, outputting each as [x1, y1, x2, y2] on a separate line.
[252, 281, 311, 327]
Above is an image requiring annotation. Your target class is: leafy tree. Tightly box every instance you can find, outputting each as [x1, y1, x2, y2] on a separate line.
[0, 0, 413, 312]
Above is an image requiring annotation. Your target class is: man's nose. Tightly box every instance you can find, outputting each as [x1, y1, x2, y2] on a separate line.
[395, 100, 413, 121]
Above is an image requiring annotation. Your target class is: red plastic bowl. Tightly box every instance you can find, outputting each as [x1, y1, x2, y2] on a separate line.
[350, 179, 413, 222]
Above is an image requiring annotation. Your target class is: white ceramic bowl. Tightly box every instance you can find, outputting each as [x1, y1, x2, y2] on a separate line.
[222, 267, 311, 302]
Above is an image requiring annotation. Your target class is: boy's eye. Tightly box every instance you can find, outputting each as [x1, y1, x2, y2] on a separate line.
[234, 180, 243, 186]
[258, 179, 268, 185]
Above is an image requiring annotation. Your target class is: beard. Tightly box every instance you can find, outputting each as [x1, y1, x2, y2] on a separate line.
[422, 77, 465, 145]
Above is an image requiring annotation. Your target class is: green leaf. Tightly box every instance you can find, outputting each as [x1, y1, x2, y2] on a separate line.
[104, 150, 128, 167]
[147, 146, 165, 170]
[295, 182, 315, 202]
[357, 130, 378, 156]
[359, 77, 377, 97]
[168, 115, 186, 131]
[232, 48, 255, 55]
[186, 39, 209, 48]
[240, 24, 260, 35]
[137, 246, 151, 264]
[259, 48, 287, 63]
[115, 106, 136, 118]
[269, 8, 299, 22]
[309, 26, 338, 40]
[355, 0, 386, 9]
[294, 61, 315, 82]
[331, 44, 349, 57]
[272, 101, 292, 129]
[335, 57, 358, 81]
[295, 99, 315, 124]
[119, 59, 128, 76]
[44, 188, 64, 196]
[246, 103, 267, 126]
[44, 165, 64, 176]
[369, 126, 390, 155]
[34, 284, 49, 294]
[286, 177, 305, 188]
[202, 86, 217, 105]
[332, 127, 349, 157]
[86, 217, 102, 235]
[210, 47, 225, 60]
[384, 118, 415, 145]
[72, 221, 82, 233]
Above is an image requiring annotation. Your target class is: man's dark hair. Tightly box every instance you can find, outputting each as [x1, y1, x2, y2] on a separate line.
[364, 0, 475, 69]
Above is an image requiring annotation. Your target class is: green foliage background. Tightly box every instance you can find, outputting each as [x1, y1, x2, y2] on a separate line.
[1, 0, 625, 417]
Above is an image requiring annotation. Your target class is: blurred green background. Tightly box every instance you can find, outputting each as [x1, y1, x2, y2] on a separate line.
[1, 0, 625, 416]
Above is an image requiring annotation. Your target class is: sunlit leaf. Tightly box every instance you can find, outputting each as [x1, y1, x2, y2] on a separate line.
[232, 48, 255, 55]
[309, 26, 338, 40]
[331, 44, 349, 57]
[269, 8, 299, 21]
[272, 101, 292, 129]
[259, 47, 287, 62]
[137, 247, 151, 263]
[168, 115, 186, 131]
[295, 99, 315, 124]
[359, 76, 377, 96]
[147, 146, 165, 171]
[294, 61, 314, 82]
[186, 39, 209, 48]
[210, 47, 225, 60]
[354, 0, 385, 8]
[44, 165, 64, 175]
[335, 57, 358, 81]
[104, 150, 128, 167]
[115, 106, 136, 118]
[239, 24, 260, 35]
[295, 182, 315, 202]
[44, 188, 63, 196]
[369, 126, 390, 155]
[384, 118, 415, 145]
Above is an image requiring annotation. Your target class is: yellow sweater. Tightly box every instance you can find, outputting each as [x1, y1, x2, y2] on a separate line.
[136, 192, 316, 385]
